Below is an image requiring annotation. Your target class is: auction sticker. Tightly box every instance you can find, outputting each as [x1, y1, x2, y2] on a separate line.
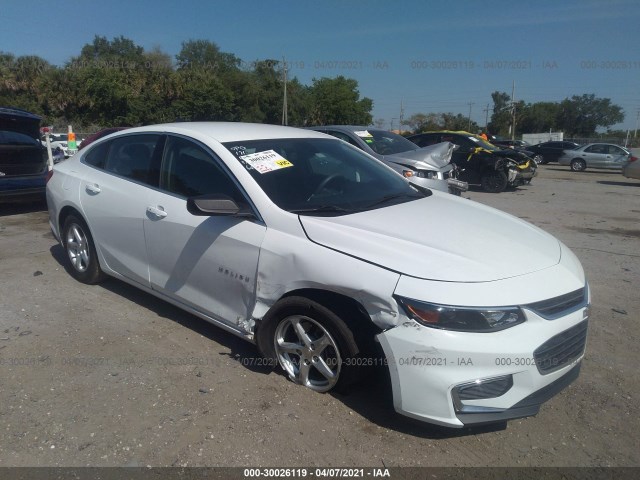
[239, 150, 293, 174]
[354, 130, 373, 138]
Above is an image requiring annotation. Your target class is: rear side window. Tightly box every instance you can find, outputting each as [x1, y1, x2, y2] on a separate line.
[102, 134, 162, 185]
[84, 141, 110, 169]
[160, 135, 244, 202]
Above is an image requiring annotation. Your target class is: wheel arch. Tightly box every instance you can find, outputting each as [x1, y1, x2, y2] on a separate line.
[58, 205, 86, 236]
[255, 287, 381, 358]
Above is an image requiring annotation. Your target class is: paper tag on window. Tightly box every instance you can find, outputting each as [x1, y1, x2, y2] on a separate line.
[354, 130, 373, 138]
[239, 149, 293, 174]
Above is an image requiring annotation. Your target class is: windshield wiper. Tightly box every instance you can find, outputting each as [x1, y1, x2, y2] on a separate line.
[364, 192, 424, 210]
[289, 204, 354, 215]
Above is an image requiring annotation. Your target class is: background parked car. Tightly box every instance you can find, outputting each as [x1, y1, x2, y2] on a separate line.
[0, 107, 49, 201]
[526, 141, 580, 164]
[491, 139, 530, 149]
[408, 131, 536, 193]
[491, 138, 544, 165]
[558, 143, 633, 171]
[622, 154, 640, 180]
[309, 125, 467, 195]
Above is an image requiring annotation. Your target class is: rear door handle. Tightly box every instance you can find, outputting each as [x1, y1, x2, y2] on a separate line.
[85, 183, 101, 194]
[146, 206, 167, 219]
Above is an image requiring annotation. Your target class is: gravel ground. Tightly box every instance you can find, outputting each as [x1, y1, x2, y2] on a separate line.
[0, 165, 638, 468]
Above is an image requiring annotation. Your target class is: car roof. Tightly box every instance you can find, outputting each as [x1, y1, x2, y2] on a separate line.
[119, 122, 328, 143]
[582, 143, 623, 147]
[309, 125, 392, 134]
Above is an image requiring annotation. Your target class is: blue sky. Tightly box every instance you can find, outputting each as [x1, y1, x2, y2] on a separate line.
[2, 0, 639, 130]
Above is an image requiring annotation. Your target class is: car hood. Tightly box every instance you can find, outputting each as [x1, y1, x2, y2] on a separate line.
[492, 149, 530, 163]
[299, 193, 561, 282]
[384, 142, 455, 169]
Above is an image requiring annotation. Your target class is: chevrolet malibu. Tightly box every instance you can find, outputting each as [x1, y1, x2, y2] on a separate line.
[47, 123, 590, 428]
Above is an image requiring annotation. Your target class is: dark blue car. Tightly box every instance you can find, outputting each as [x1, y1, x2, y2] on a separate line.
[0, 107, 49, 201]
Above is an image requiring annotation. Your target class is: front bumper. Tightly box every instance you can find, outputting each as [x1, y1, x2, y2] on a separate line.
[377, 283, 589, 428]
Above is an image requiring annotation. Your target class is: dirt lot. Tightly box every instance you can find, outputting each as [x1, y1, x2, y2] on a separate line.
[0, 165, 638, 468]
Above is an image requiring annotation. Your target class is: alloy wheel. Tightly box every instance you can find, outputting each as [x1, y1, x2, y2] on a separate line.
[274, 315, 342, 392]
[66, 223, 90, 273]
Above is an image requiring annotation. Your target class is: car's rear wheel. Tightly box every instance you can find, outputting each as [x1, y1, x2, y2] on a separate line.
[481, 169, 508, 193]
[62, 214, 105, 284]
[570, 159, 587, 172]
[259, 297, 360, 393]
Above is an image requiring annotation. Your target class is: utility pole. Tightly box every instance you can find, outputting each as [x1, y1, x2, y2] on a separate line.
[282, 57, 288, 126]
[634, 108, 640, 138]
[467, 102, 474, 132]
[483, 103, 490, 132]
[399, 99, 404, 132]
[510, 80, 516, 140]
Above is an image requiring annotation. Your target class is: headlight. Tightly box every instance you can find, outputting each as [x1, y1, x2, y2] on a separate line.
[395, 296, 525, 332]
[402, 169, 437, 179]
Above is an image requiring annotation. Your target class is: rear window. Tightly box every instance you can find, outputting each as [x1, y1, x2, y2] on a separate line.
[0, 130, 40, 146]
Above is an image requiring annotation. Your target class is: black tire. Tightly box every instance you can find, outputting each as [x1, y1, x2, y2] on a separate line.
[62, 214, 105, 284]
[257, 296, 360, 393]
[480, 169, 508, 193]
[570, 159, 586, 172]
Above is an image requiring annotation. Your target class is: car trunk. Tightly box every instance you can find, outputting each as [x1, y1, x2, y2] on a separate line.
[0, 109, 47, 177]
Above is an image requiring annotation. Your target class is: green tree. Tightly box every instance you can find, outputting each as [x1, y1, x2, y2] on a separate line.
[488, 91, 513, 136]
[556, 94, 624, 136]
[307, 76, 373, 125]
[519, 102, 559, 133]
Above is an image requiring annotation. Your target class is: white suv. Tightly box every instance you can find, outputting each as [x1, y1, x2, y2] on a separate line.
[46, 123, 590, 428]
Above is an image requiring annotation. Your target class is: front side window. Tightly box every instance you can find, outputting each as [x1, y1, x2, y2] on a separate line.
[223, 137, 426, 215]
[160, 135, 243, 202]
[585, 144, 606, 154]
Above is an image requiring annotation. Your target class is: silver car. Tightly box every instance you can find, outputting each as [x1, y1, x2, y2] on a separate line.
[559, 143, 631, 172]
[309, 126, 468, 195]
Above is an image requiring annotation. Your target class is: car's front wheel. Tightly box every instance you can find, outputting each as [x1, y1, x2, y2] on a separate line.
[62, 214, 105, 284]
[570, 159, 587, 172]
[481, 169, 508, 193]
[259, 297, 360, 393]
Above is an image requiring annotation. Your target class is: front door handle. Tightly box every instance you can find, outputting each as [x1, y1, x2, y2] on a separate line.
[146, 206, 167, 219]
[85, 183, 101, 194]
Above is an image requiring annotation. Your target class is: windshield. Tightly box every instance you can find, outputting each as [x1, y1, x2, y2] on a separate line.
[355, 129, 420, 156]
[469, 136, 501, 151]
[223, 137, 427, 215]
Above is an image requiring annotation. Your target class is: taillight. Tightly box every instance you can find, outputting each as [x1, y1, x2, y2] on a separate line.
[629, 156, 638, 162]
[45, 170, 53, 184]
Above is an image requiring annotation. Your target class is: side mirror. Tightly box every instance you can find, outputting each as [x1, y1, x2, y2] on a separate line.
[187, 194, 253, 217]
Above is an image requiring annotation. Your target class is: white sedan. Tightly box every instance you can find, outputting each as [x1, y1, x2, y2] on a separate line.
[46, 123, 590, 428]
